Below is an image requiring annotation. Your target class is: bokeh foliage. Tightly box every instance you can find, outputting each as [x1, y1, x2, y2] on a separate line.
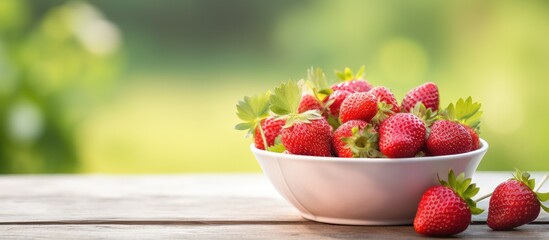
[0, 0, 120, 173]
[1, 0, 549, 173]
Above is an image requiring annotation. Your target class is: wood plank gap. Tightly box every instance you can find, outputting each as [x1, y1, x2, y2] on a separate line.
[0, 220, 318, 226]
[0, 220, 546, 226]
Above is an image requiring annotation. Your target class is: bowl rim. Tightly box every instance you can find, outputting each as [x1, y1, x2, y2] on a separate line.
[251, 138, 488, 163]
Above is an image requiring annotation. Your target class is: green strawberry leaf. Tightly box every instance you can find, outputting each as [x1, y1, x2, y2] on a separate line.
[270, 81, 323, 128]
[512, 168, 537, 190]
[335, 66, 365, 81]
[355, 66, 365, 79]
[528, 179, 536, 190]
[268, 143, 286, 153]
[344, 67, 353, 80]
[448, 169, 457, 189]
[438, 173, 450, 188]
[470, 205, 485, 215]
[459, 178, 472, 194]
[307, 67, 333, 99]
[235, 92, 271, 138]
[541, 203, 549, 213]
[342, 124, 382, 158]
[270, 81, 302, 116]
[462, 183, 480, 199]
[442, 97, 483, 130]
[465, 198, 484, 214]
[411, 102, 438, 127]
[336, 71, 346, 81]
[537, 191, 549, 202]
[440, 169, 484, 215]
[267, 135, 286, 153]
[235, 122, 255, 131]
[371, 101, 395, 126]
[326, 114, 341, 130]
[456, 172, 465, 187]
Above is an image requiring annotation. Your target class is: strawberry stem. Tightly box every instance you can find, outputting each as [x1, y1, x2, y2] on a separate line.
[534, 174, 548, 192]
[474, 192, 492, 202]
[257, 123, 269, 151]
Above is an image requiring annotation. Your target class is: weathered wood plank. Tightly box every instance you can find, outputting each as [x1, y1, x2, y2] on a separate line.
[0, 174, 302, 222]
[0, 173, 547, 223]
[1, 224, 548, 240]
[0, 173, 547, 239]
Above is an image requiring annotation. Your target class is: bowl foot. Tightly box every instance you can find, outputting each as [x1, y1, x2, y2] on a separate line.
[300, 213, 413, 226]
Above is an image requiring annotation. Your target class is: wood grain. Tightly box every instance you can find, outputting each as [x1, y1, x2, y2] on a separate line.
[0, 172, 547, 239]
[1, 224, 549, 240]
[0, 174, 302, 222]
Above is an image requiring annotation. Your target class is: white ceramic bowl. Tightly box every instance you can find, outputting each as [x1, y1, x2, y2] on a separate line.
[251, 139, 488, 225]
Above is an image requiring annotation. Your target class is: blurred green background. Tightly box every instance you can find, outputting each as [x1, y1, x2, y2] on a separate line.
[1, 0, 548, 173]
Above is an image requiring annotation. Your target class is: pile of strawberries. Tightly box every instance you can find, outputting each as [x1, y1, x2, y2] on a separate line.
[236, 66, 482, 158]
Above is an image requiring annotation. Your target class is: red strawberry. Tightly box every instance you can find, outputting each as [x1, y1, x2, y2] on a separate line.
[401, 82, 439, 112]
[339, 92, 377, 124]
[439, 97, 483, 152]
[236, 93, 279, 151]
[379, 113, 426, 158]
[298, 94, 323, 113]
[323, 90, 352, 117]
[253, 117, 285, 150]
[426, 120, 472, 156]
[331, 80, 373, 93]
[464, 125, 480, 151]
[487, 169, 549, 230]
[369, 86, 399, 113]
[414, 170, 483, 237]
[270, 81, 333, 157]
[281, 118, 333, 157]
[369, 86, 400, 125]
[332, 66, 373, 93]
[332, 120, 380, 158]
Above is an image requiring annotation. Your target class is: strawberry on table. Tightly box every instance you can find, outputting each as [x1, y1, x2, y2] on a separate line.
[379, 113, 426, 158]
[487, 169, 549, 230]
[339, 92, 378, 124]
[414, 170, 484, 237]
[332, 120, 381, 158]
[331, 66, 373, 93]
[270, 81, 333, 157]
[401, 82, 439, 113]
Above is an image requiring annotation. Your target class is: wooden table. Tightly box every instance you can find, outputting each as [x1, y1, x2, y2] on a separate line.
[0, 172, 548, 239]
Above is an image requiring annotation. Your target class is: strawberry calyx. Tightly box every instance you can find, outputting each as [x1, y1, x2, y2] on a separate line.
[441, 97, 482, 133]
[370, 101, 394, 126]
[306, 67, 333, 100]
[235, 92, 272, 149]
[411, 102, 438, 128]
[512, 169, 549, 213]
[335, 66, 366, 82]
[270, 81, 324, 128]
[341, 125, 383, 158]
[438, 169, 484, 215]
[267, 136, 286, 153]
[326, 114, 341, 131]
